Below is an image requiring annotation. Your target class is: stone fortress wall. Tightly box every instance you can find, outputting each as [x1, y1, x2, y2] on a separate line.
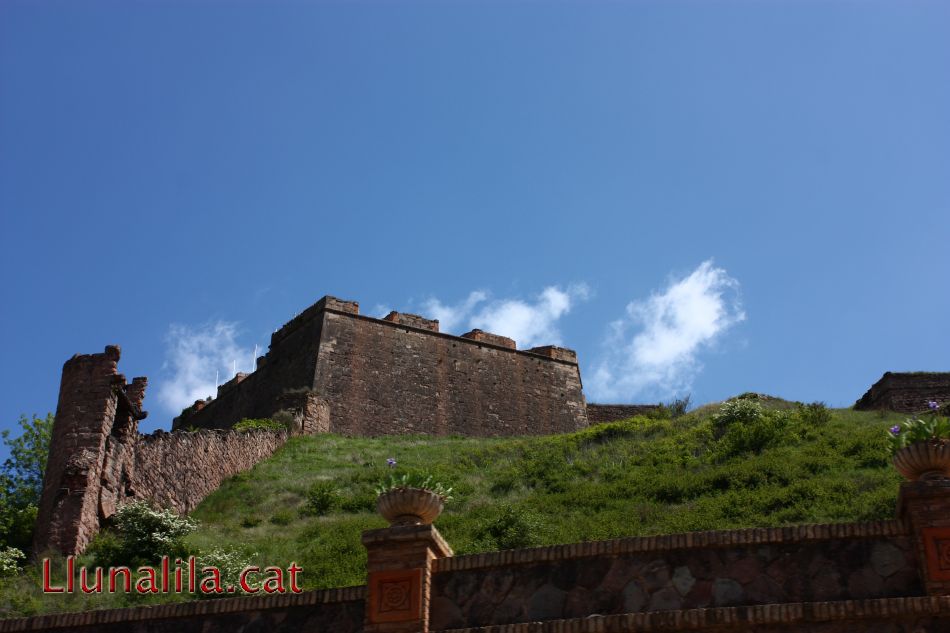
[172, 296, 589, 437]
[854, 372, 950, 413]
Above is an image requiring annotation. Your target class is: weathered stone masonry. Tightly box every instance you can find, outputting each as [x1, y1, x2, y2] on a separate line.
[855, 372, 950, 413]
[33, 346, 304, 556]
[174, 296, 590, 437]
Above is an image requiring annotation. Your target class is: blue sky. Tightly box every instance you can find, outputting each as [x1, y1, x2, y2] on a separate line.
[1, 1, 948, 448]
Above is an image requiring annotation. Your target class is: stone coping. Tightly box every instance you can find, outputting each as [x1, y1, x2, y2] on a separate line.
[433, 520, 908, 573]
[437, 595, 950, 632]
[0, 585, 365, 632]
[363, 524, 455, 558]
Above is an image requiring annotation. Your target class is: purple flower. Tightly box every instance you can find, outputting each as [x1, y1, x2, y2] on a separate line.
[386, 457, 397, 469]
[890, 425, 901, 436]
[928, 401, 940, 412]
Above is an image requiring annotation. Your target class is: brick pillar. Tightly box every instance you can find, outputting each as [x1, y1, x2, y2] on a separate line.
[362, 524, 453, 633]
[899, 480, 950, 595]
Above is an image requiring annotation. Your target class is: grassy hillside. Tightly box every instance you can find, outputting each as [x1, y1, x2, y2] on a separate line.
[1, 396, 907, 617]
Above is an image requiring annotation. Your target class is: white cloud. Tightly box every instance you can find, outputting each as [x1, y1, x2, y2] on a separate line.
[156, 321, 257, 414]
[588, 260, 745, 402]
[421, 285, 589, 348]
[422, 290, 488, 334]
[371, 304, 393, 319]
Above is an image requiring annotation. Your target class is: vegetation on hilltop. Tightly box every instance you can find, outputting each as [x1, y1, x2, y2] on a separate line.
[1, 397, 906, 617]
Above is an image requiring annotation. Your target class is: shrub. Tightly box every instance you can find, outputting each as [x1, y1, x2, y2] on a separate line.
[270, 509, 295, 525]
[89, 501, 197, 567]
[713, 398, 764, 437]
[797, 402, 831, 427]
[302, 481, 339, 516]
[720, 412, 790, 456]
[240, 516, 261, 528]
[271, 410, 296, 429]
[667, 395, 692, 419]
[233, 418, 287, 432]
[193, 547, 257, 598]
[713, 399, 792, 456]
[472, 505, 542, 551]
[0, 546, 24, 577]
[339, 489, 377, 514]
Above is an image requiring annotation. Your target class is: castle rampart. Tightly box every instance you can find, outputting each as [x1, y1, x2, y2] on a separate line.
[174, 295, 589, 436]
[854, 372, 950, 413]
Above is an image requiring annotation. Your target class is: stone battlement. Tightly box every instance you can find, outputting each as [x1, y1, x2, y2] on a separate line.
[173, 295, 589, 436]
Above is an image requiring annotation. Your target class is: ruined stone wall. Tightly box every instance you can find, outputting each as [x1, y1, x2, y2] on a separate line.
[313, 309, 588, 436]
[429, 521, 920, 630]
[855, 372, 950, 413]
[35, 347, 299, 555]
[34, 347, 146, 556]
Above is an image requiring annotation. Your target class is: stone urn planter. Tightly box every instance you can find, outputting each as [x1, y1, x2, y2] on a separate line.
[376, 488, 445, 526]
[893, 440, 950, 481]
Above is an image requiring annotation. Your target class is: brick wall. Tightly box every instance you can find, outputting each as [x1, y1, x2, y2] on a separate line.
[854, 372, 950, 413]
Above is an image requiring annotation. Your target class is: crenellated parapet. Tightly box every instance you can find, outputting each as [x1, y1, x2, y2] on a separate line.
[174, 295, 589, 436]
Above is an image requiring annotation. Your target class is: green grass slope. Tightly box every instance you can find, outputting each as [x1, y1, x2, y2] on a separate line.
[1, 396, 908, 617]
[187, 396, 904, 590]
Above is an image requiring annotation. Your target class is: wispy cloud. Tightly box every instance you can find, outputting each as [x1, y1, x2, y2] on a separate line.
[422, 285, 589, 348]
[422, 291, 489, 334]
[588, 260, 745, 402]
[156, 322, 257, 414]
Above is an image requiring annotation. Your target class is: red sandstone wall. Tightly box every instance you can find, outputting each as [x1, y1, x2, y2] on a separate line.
[175, 297, 590, 437]
[172, 302, 330, 430]
[35, 345, 299, 556]
[312, 310, 588, 437]
[132, 428, 289, 514]
[35, 347, 136, 556]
